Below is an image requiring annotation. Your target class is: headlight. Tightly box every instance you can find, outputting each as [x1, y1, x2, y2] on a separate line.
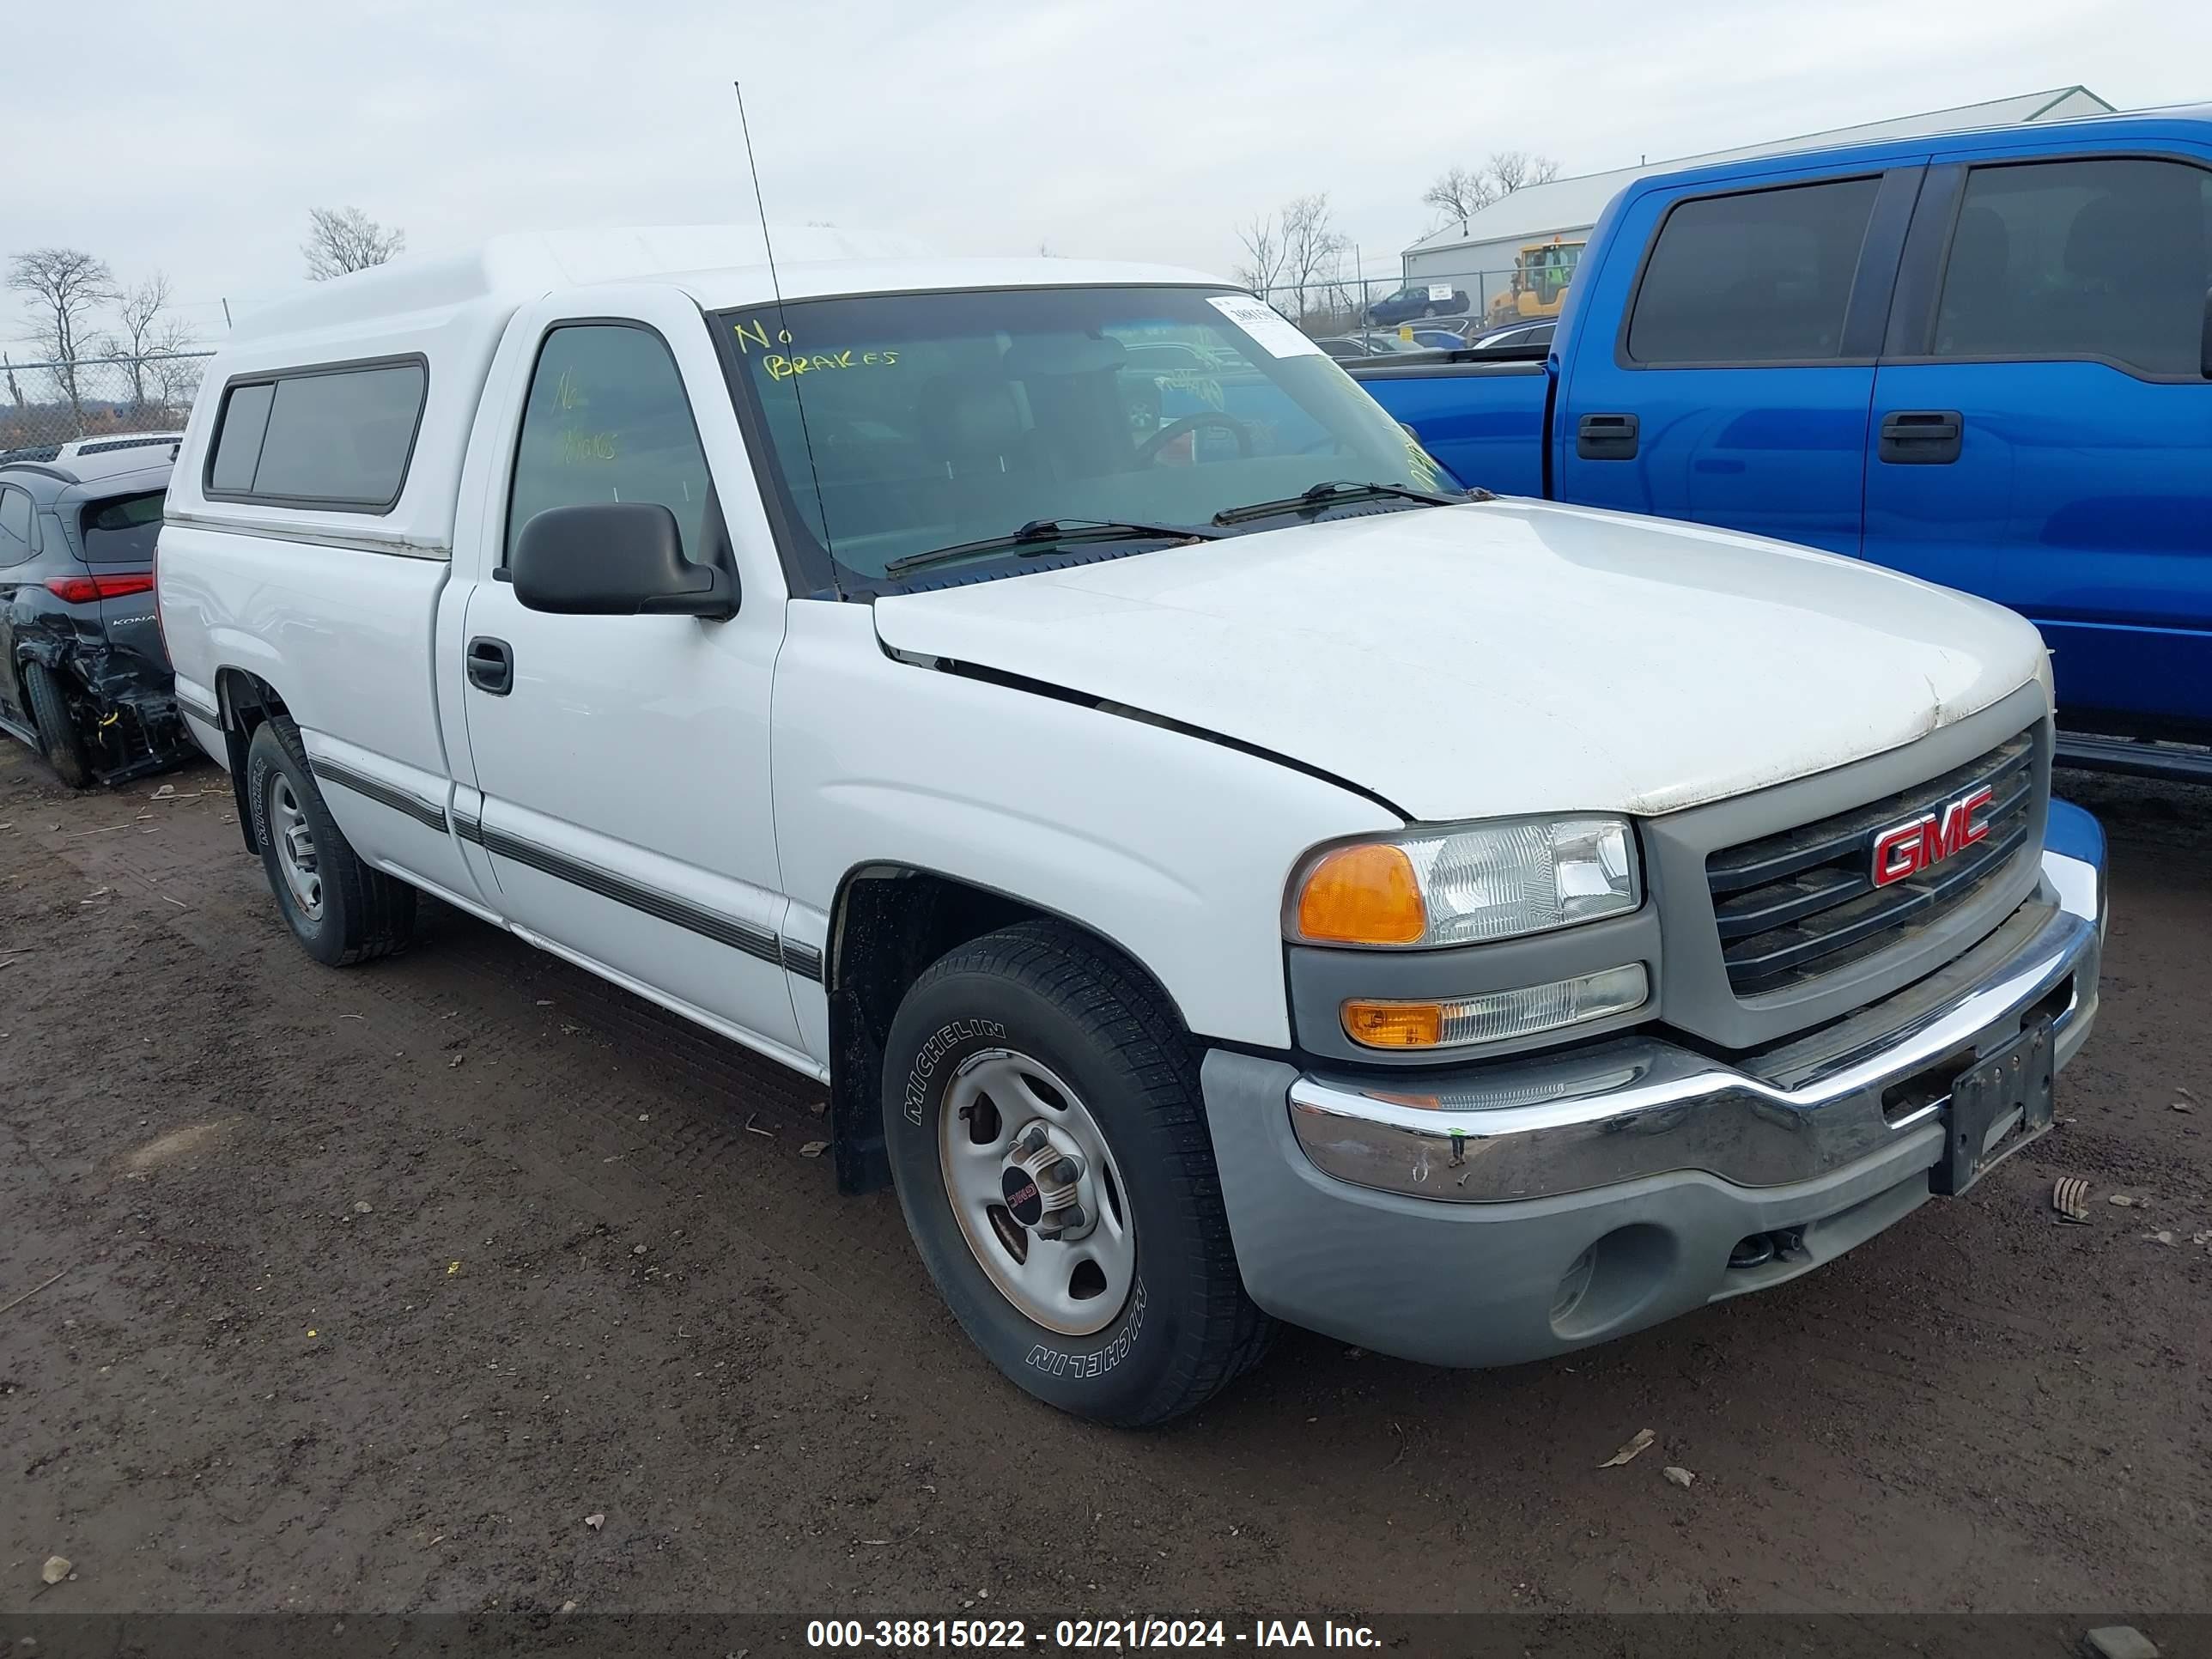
[1289, 817, 1639, 948]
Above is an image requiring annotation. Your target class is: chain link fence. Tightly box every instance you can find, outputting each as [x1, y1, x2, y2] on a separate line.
[0, 350, 214, 458]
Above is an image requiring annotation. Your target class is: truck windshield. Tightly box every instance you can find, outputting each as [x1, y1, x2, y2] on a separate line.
[717, 287, 1454, 591]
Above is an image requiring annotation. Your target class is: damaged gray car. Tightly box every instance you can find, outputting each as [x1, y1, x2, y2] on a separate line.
[0, 440, 194, 787]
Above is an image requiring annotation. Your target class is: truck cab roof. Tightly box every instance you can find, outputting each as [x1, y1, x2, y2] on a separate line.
[1632, 99, 2212, 199]
[225, 225, 1227, 349]
[173, 225, 1236, 562]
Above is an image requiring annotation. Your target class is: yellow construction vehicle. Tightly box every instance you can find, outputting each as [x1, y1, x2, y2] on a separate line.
[1486, 237, 1584, 326]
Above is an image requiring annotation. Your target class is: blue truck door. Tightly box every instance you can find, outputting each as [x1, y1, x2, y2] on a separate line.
[1556, 167, 1918, 557]
[1869, 150, 2212, 735]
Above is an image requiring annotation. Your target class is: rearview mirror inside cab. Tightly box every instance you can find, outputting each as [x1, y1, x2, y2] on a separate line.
[509, 501, 737, 619]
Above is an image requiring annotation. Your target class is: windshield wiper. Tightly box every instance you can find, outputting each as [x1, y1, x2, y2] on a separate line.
[883, 517, 1224, 578]
[1210, 478, 1480, 526]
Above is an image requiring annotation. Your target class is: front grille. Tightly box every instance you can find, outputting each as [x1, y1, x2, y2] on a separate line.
[1705, 732, 2037, 997]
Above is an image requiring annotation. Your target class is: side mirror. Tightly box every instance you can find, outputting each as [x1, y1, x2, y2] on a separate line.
[510, 502, 737, 620]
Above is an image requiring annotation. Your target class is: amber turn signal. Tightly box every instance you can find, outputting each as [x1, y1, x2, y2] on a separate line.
[1340, 1000, 1445, 1048]
[1294, 843, 1425, 945]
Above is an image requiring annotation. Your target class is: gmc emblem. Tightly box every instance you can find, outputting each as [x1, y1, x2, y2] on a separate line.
[1871, 786, 1994, 887]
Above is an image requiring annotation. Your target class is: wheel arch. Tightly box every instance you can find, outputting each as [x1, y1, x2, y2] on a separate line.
[214, 668, 293, 853]
[821, 860, 1194, 1197]
[12, 601, 83, 721]
[13, 632, 69, 674]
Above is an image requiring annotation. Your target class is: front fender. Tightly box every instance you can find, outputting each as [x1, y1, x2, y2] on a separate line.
[772, 603, 1399, 1051]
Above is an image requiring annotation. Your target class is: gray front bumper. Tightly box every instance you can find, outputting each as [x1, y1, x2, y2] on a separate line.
[1199, 844, 2104, 1369]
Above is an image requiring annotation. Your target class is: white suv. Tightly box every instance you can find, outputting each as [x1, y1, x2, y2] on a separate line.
[155, 227, 2106, 1424]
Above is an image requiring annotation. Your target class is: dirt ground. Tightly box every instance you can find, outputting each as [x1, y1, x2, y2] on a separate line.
[1, 745, 2206, 1624]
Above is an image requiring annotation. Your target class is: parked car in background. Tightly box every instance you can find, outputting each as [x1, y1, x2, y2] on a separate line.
[1364, 283, 1469, 325]
[0, 432, 185, 467]
[1466, 318, 1555, 352]
[0, 446, 188, 787]
[161, 229, 2104, 1427]
[1405, 316, 1480, 343]
[1314, 332, 1427, 359]
[1354, 101, 2212, 776]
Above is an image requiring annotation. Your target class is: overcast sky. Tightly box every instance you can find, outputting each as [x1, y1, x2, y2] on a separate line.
[6, 0, 2209, 350]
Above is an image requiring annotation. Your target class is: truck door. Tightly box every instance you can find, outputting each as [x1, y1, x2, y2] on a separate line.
[453, 289, 805, 1063]
[1557, 167, 1919, 557]
[1868, 151, 2212, 733]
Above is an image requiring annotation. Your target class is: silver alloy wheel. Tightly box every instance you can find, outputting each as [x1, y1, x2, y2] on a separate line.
[267, 774, 324, 921]
[939, 1048, 1135, 1336]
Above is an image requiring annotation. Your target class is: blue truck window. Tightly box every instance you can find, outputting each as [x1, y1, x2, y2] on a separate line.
[1933, 157, 2212, 378]
[1626, 177, 1881, 365]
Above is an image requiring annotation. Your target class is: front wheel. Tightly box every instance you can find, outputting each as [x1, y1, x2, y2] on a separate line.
[882, 921, 1274, 1426]
[245, 716, 416, 966]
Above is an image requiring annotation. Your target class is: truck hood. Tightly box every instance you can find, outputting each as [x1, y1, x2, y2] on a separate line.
[869, 499, 2048, 822]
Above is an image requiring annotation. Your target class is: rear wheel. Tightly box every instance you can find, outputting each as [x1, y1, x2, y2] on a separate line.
[22, 660, 92, 788]
[245, 716, 416, 965]
[882, 921, 1274, 1425]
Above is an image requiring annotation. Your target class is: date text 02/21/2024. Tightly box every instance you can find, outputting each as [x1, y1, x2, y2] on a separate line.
[804, 1617, 1382, 1649]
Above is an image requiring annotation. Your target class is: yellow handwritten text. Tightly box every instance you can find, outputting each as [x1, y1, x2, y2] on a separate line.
[1402, 437, 1443, 494]
[732, 317, 793, 355]
[764, 349, 901, 382]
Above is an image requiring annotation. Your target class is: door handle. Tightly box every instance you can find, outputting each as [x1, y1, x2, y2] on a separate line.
[1576, 412, 1639, 460]
[1878, 410, 1963, 465]
[466, 635, 513, 696]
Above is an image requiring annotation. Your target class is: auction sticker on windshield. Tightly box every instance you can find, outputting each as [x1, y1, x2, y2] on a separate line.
[1206, 295, 1322, 359]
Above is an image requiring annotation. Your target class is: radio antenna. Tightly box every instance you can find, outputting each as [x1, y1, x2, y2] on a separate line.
[733, 80, 842, 598]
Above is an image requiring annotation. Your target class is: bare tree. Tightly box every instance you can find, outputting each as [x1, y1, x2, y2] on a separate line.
[1235, 195, 1349, 325]
[1279, 194, 1351, 325]
[1419, 152, 1565, 228]
[112, 273, 198, 410]
[1421, 165, 1498, 225]
[303, 206, 407, 281]
[7, 247, 118, 433]
[1232, 212, 1287, 299]
[149, 325, 206, 413]
[1486, 149, 1562, 196]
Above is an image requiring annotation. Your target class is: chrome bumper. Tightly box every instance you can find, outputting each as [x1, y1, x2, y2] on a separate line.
[1288, 842, 2105, 1205]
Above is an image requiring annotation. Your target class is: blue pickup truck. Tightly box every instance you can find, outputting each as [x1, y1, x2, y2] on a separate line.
[1352, 103, 2212, 775]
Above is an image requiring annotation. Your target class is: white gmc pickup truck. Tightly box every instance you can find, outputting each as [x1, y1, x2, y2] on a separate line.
[157, 227, 2108, 1425]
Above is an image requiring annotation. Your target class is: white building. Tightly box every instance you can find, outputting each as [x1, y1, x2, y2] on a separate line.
[1401, 86, 2114, 305]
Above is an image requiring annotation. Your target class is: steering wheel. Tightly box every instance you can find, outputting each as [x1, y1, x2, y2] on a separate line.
[1137, 411, 1255, 463]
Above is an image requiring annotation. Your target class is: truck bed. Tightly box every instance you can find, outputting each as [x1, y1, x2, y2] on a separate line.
[1347, 355, 1550, 498]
